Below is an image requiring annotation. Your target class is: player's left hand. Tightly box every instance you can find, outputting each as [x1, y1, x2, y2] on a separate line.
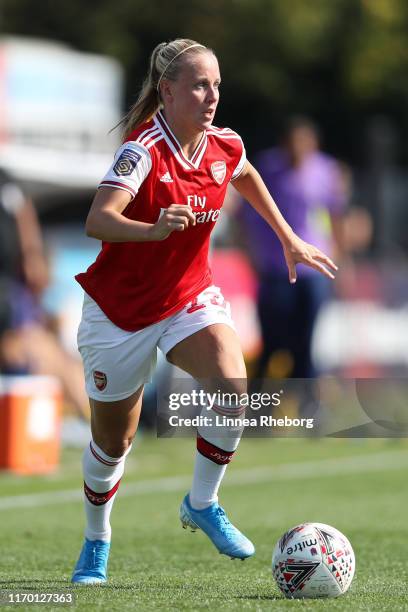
[282, 234, 338, 284]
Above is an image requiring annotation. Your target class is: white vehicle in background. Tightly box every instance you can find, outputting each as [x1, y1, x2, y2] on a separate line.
[0, 36, 124, 364]
[0, 36, 123, 190]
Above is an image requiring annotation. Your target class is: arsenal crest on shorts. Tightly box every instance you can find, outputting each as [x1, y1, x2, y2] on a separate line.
[211, 161, 227, 185]
[93, 370, 107, 391]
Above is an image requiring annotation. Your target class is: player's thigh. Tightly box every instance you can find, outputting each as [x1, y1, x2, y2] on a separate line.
[78, 294, 158, 401]
[90, 385, 144, 457]
[161, 286, 246, 392]
[167, 323, 246, 388]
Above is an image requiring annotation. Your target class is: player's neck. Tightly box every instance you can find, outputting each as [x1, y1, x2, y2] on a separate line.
[161, 111, 204, 159]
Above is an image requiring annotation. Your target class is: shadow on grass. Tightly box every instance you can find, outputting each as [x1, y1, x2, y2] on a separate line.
[235, 594, 284, 602]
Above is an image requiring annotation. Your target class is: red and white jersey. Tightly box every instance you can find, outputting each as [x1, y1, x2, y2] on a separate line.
[76, 110, 246, 331]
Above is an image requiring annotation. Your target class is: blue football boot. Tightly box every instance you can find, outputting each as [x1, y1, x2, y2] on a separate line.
[71, 538, 110, 584]
[180, 494, 255, 559]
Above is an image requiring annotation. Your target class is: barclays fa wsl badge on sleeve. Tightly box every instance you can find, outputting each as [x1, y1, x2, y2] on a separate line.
[113, 148, 142, 176]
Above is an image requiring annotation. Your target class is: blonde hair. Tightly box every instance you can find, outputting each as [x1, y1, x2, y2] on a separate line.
[119, 38, 211, 139]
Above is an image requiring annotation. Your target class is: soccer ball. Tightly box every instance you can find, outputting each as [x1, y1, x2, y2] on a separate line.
[272, 522, 355, 599]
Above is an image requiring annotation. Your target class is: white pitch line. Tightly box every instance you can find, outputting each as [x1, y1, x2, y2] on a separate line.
[0, 449, 407, 511]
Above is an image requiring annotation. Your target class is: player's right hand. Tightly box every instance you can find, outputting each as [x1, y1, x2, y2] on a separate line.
[150, 204, 196, 241]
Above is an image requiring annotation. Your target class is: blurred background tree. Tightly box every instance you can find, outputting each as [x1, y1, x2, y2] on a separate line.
[2, 0, 408, 161]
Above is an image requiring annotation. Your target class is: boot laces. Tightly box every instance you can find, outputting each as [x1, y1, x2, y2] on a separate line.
[85, 542, 107, 570]
[215, 507, 237, 538]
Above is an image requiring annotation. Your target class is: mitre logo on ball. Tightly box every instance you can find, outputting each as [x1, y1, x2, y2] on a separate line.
[210, 161, 226, 185]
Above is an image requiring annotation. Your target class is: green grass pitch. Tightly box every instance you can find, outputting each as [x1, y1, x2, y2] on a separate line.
[0, 436, 407, 610]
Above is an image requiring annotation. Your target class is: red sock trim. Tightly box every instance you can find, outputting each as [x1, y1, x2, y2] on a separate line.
[84, 479, 121, 506]
[211, 402, 246, 417]
[90, 442, 122, 466]
[197, 435, 234, 465]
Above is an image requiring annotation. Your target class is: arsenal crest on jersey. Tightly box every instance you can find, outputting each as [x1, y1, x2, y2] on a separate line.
[211, 161, 226, 185]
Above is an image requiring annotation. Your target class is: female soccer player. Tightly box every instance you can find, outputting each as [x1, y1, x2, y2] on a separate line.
[71, 38, 337, 584]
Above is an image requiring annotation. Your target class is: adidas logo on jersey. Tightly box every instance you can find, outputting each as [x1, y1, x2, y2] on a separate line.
[160, 171, 173, 182]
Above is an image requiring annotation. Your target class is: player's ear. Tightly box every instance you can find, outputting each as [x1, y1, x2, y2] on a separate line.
[160, 79, 174, 103]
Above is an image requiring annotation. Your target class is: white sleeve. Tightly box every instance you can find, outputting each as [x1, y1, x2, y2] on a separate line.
[99, 141, 152, 199]
[231, 137, 247, 180]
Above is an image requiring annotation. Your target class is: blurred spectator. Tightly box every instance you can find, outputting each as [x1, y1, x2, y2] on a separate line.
[0, 170, 90, 420]
[239, 117, 348, 382]
[0, 169, 48, 340]
[341, 206, 373, 257]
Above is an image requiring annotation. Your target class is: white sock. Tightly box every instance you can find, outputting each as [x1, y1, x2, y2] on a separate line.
[189, 402, 245, 510]
[82, 440, 131, 542]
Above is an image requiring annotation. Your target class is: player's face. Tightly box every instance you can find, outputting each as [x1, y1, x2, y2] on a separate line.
[287, 126, 318, 161]
[166, 52, 221, 132]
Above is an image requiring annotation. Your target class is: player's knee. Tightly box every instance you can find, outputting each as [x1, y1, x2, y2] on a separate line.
[217, 353, 247, 384]
[204, 328, 247, 379]
[222, 381, 247, 402]
[217, 344, 246, 374]
[231, 358, 247, 381]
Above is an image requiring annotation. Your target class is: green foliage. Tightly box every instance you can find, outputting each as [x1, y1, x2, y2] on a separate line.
[344, 0, 408, 99]
[1, 0, 408, 159]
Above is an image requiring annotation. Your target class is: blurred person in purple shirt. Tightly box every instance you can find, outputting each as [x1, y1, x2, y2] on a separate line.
[240, 117, 346, 381]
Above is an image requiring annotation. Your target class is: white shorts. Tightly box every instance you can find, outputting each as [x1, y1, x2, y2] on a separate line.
[77, 285, 235, 401]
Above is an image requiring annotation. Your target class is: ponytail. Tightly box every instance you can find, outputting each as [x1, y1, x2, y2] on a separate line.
[116, 39, 210, 140]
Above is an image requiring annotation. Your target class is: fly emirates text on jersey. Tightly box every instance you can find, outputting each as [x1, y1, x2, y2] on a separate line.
[186, 194, 220, 224]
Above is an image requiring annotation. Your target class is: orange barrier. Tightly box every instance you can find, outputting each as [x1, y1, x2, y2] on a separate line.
[0, 376, 62, 474]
